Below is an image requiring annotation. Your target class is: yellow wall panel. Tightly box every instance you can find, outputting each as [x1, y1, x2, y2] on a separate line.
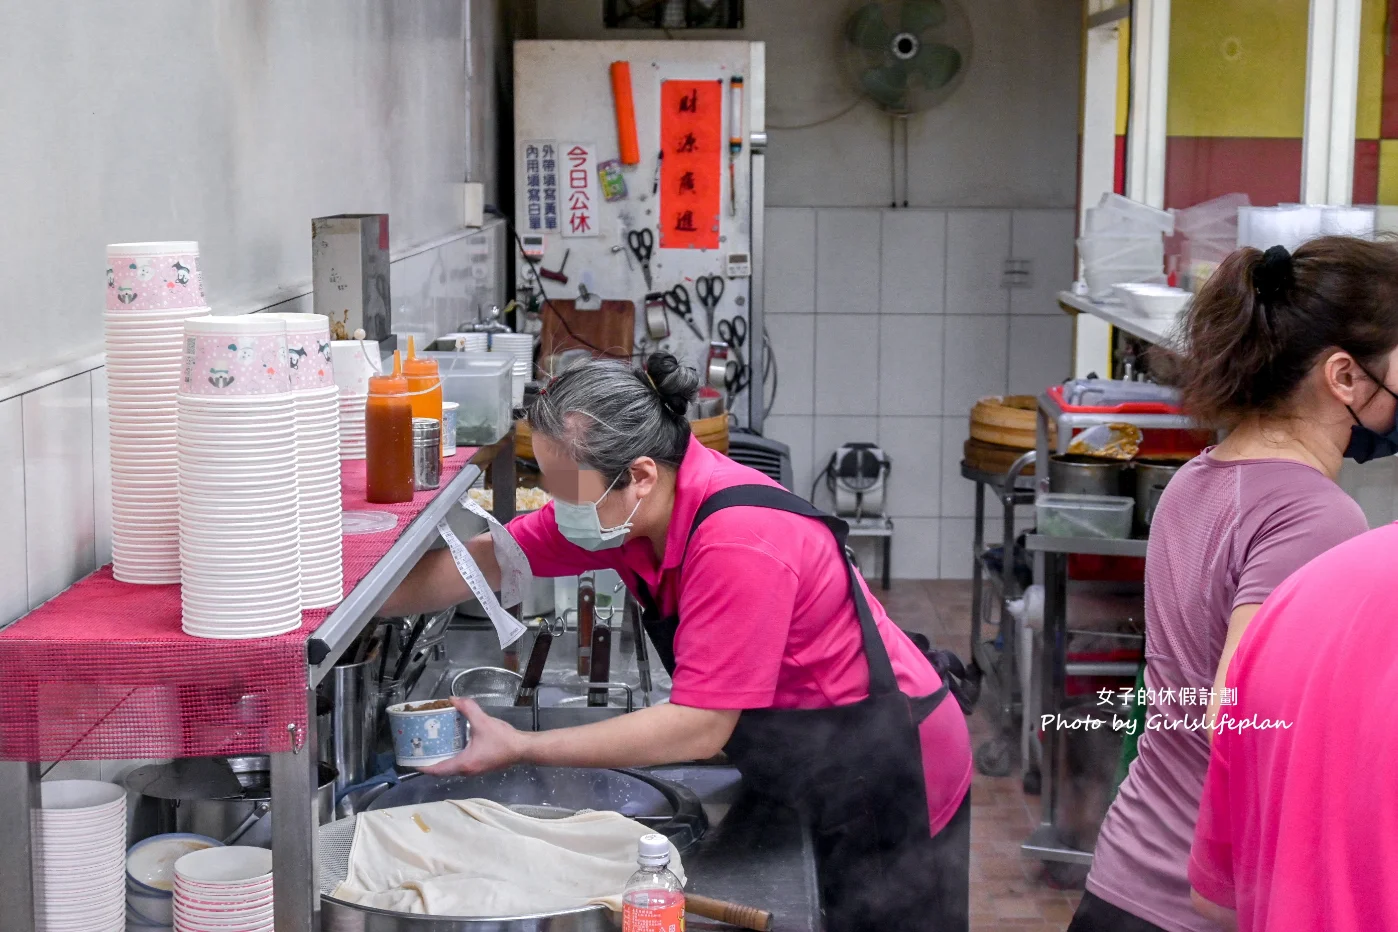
[1167, 0, 1309, 139]
[1356, 0, 1387, 141]
[1378, 141, 1398, 205]
[1117, 18, 1130, 136]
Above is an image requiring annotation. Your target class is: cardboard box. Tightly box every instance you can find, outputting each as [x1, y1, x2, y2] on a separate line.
[312, 214, 392, 342]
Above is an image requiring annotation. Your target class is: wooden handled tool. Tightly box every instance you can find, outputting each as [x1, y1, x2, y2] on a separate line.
[587, 625, 611, 707]
[577, 580, 595, 677]
[515, 628, 552, 708]
[685, 893, 774, 931]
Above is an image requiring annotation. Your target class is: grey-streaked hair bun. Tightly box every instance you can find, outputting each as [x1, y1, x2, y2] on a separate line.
[644, 352, 701, 419]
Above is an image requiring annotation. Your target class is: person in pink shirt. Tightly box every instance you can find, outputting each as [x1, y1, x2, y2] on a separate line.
[384, 352, 974, 932]
[1189, 521, 1398, 931]
[1069, 237, 1398, 932]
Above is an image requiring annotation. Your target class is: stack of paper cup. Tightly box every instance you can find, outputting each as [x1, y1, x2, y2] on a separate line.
[172, 847, 273, 932]
[177, 315, 301, 639]
[106, 242, 209, 584]
[490, 332, 534, 407]
[266, 313, 342, 608]
[332, 339, 381, 461]
[32, 780, 127, 932]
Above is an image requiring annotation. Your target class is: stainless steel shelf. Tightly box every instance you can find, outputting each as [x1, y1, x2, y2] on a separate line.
[1057, 290, 1178, 347]
[1024, 534, 1149, 558]
[1038, 388, 1197, 433]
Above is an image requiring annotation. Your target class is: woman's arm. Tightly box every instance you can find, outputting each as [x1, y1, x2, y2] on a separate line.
[1206, 604, 1260, 743]
[379, 533, 500, 617]
[1191, 889, 1238, 931]
[423, 698, 740, 776]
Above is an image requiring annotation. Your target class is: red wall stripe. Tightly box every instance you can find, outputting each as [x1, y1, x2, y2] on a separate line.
[1355, 139, 1381, 205]
[1382, 0, 1398, 138]
[1164, 137, 1302, 209]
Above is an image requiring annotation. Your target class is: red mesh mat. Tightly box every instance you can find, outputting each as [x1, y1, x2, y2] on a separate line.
[0, 449, 478, 762]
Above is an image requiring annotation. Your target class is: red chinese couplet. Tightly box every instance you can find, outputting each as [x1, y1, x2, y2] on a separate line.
[659, 80, 722, 250]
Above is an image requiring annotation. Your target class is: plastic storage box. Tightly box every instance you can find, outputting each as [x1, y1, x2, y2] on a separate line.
[422, 351, 512, 444]
[1036, 493, 1134, 540]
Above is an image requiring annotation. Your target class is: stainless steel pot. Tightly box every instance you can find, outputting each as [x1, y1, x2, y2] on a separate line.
[1133, 459, 1182, 529]
[126, 756, 336, 849]
[1048, 454, 1130, 496]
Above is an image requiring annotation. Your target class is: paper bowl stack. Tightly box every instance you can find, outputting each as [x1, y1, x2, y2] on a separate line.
[177, 315, 301, 639]
[172, 847, 273, 932]
[331, 340, 382, 461]
[490, 332, 534, 407]
[266, 313, 343, 608]
[32, 780, 127, 932]
[106, 242, 209, 584]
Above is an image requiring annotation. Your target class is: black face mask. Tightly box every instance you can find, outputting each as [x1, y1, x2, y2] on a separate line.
[1343, 366, 1398, 463]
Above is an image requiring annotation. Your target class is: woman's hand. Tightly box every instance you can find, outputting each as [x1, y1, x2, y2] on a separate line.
[421, 698, 526, 777]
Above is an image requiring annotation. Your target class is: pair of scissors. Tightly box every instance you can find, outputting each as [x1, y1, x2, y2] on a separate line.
[695, 274, 725, 336]
[662, 284, 706, 343]
[717, 316, 751, 394]
[627, 228, 654, 290]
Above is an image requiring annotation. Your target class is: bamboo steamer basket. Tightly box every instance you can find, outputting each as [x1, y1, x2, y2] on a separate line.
[515, 415, 729, 459]
[963, 438, 1037, 477]
[969, 395, 1056, 449]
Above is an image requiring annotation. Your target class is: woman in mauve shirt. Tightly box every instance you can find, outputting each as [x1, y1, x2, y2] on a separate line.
[1067, 237, 1398, 932]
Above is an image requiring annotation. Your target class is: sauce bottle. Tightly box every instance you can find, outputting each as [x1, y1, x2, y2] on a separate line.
[403, 336, 444, 455]
[365, 350, 415, 504]
[621, 834, 684, 932]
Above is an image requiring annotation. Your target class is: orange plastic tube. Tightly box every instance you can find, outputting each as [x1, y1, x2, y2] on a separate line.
[610, 61, 640, 166]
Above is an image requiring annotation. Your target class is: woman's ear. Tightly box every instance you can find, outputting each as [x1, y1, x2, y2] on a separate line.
[628, 456, 660, 498]
[1321, 350, 1365, 408]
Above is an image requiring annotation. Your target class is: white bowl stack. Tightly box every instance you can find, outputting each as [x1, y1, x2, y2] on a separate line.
[331, 340, 382, 461]
[106, 242, 210, 584]
[490, 332, 534, 407]
[441, 331, 489, 353]
[266, 313, 342, 608]
[32, 780, 127, 932]
[172, 847, 273, 932]
[177, 315, 301, 639]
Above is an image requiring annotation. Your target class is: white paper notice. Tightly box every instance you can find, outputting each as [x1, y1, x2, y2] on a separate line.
[436, 519, 526, 649]
[459, 495, 531, 611]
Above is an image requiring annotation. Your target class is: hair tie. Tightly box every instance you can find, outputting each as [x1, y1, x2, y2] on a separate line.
[1255, 245, 1293, 303]
[643, 370, 658, 391]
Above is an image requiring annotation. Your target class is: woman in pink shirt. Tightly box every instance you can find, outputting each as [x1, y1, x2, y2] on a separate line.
[1190, 522, 1398, 932]
[1068, 238, 1398, 932]
[385, 353, 974, 932]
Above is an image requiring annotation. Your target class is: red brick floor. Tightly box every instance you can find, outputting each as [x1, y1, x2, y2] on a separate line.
[881, 579, 1083, 931]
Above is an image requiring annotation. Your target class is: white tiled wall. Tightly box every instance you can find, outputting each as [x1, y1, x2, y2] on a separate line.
[765, 207, 1076, 579]
[0, 229, 503, 627]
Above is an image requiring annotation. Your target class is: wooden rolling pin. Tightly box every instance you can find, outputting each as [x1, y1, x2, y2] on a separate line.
[685, 893, 774, 931]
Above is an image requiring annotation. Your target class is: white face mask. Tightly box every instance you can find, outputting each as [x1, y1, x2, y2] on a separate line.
[552, 470, 643, 551]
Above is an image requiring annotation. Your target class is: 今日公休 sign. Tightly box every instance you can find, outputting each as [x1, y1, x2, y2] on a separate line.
[520, 140, 559, 232]
[561, 142, 601, 238]
[659, 80, 722, 250]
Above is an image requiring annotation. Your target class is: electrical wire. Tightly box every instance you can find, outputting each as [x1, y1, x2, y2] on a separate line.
[767, 99, 862, 131]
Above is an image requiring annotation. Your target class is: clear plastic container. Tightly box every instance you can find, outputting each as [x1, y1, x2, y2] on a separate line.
[1097, 193, 1175, 235]
[621, 834, 684, 932]
[421, 351, 513, 445]
[1036, 493, 1135, 540]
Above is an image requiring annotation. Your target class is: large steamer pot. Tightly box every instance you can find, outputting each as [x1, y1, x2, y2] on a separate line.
[1048, 454, 1130, 496]
[126, 756, 336, 849]
[1133, 459, 1183, 530]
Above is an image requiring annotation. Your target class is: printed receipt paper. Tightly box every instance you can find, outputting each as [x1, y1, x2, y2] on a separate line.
[434, 495, 530, 648]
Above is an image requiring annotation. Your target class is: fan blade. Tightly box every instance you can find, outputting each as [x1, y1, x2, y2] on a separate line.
[860, 61, 911, 111]
[910, 42, 961, 90]
[847, 2, 892, 51]
[900, 0, 947, 33]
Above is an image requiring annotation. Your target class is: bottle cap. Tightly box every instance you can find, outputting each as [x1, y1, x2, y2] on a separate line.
[403, 335, 439, 377]
[637, 833, 670, 866]
[368, 350, 408, 395]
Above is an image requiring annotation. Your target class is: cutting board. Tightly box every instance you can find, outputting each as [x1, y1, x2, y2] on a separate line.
[540, 299, 635, 362]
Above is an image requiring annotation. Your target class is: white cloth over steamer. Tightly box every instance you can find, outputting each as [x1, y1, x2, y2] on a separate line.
[332, 798, 685, 916]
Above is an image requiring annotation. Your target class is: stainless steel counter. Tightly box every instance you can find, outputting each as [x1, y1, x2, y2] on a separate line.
[647, 765, 822, 932]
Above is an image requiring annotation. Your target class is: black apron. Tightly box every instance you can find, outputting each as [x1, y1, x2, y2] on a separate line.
[633, 485, 959, 932]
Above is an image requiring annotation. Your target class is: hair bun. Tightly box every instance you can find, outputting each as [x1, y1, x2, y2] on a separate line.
[643, 352, 701, 418]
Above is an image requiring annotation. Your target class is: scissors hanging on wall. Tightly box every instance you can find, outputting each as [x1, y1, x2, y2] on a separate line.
[662, 283, 706, 343]
[627, 228, 654, 290]
[694, 274, 725, 338]
[717, 316, 750, 395]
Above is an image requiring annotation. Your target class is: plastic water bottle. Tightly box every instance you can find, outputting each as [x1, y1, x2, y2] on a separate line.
[621, 833, 684, 932]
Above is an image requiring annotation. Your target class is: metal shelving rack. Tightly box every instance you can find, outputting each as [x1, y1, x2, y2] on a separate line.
[0, 437, 517, 932]
[1020, 392, 1196, 866]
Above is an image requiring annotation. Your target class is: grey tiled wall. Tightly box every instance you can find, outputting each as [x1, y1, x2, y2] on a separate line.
[762, 207, 1076, 579]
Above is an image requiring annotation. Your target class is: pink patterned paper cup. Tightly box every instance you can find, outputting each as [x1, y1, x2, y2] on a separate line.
[107, 242, 205, 311]
[181, 316, 293, 396]
[264, 313, 336, 392]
